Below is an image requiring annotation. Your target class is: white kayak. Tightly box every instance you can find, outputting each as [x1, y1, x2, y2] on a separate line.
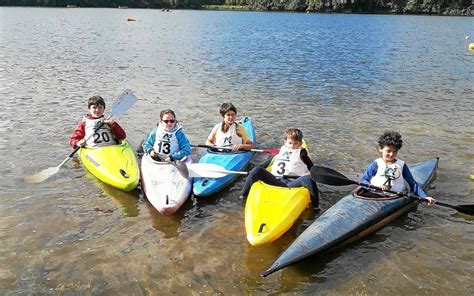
[140, 154, 192, 215]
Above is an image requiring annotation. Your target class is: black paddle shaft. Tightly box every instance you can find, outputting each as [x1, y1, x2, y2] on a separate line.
[311, 165, 474, 216]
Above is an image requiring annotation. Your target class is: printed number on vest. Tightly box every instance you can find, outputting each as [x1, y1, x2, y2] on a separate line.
[157, 141, 171, 155]
[276, 162, 286, 175]
[93, 132, 111, 144]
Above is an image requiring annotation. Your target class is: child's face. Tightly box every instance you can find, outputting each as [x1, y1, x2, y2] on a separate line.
[223, 110, 236, 125]
[379, 145, 398, 163]
[89, 104, 105, 118]
[161, 113, 176, 131]
[284, 138, 302, 150]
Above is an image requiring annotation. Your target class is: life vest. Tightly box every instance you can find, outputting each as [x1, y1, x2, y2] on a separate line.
[214, 122, 243, 147]
[153, 123, 180, 158]
[271, 145, 309, 177]
[84, 116, 115, 147]
[370, 158, 408, 193]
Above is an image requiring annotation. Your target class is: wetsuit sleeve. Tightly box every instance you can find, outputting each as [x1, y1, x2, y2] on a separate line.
[236, 124, 253, 144]
[110, 122, 126, 140]
[360, 161, 378, 184]
[300, 148, 314, 171]
[171, 130, 191, 161]
[70, 121, 86, 148]
[403, 164, 427, 198]
[142, 128, 157, 154]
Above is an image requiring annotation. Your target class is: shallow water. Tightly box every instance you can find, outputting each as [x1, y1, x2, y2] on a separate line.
[1, 7, 473, 294]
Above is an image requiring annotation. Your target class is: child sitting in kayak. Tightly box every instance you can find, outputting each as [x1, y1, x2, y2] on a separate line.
[206, 102, 254, 152]
[70, 95, 126, 148]
[240, 128, 319, 209]
[142, 109, 191, 162]
[360, 131, 436, 205]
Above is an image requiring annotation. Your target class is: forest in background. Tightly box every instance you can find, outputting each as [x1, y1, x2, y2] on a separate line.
[0, 0, 472, 15]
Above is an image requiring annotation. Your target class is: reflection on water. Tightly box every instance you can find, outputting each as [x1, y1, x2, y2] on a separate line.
[94, 179, 140, 218]
[1, 7, 473, 295]
[144, 199, 186, 238]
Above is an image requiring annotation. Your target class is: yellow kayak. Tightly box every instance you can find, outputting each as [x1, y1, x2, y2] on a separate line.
[245, 140, 310, 246]
[78, 140, 139, 191]
[245, 181, 310, 246]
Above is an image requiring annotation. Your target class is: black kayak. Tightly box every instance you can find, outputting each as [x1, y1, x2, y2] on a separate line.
[261, 158, 439, 277]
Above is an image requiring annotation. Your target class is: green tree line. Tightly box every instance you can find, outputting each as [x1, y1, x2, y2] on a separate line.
[0, 0, 472, 15]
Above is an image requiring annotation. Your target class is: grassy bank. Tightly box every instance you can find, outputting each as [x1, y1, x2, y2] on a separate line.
[200, 5, 249, 11]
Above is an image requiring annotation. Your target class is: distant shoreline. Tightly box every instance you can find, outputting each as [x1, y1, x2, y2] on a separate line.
[1, 4, 472, 16]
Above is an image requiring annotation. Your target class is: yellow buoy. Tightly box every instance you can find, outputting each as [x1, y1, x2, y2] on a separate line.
[469, 43, 474, 51]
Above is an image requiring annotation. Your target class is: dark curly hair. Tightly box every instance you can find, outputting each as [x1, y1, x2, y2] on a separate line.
[378, 131, 403, 150]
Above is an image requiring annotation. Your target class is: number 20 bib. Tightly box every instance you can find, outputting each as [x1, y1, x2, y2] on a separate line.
[84, 117, 115, 148]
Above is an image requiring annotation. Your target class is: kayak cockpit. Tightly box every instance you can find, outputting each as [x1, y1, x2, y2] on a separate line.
[353, 186, 405, 201]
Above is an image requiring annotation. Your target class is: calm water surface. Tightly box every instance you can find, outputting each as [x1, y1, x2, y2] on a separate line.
[1, 7, 473, 295]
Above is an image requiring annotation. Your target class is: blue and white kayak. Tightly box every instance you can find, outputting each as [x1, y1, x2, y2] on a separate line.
[262, 158, 439, 277]
[193, 117, 256, 197]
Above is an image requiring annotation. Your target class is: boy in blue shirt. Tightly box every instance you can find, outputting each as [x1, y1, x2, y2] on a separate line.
[360, 131, 436, 204]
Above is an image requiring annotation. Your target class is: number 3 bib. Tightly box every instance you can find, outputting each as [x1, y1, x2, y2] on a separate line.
[271, 146, 309, 177]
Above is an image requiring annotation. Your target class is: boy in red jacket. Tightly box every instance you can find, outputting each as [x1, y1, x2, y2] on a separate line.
[70, 95, 126, 148]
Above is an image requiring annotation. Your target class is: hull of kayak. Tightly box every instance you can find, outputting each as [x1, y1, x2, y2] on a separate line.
[193, 117, 256, 197]
[79, 140, 139, 192]
[140, 154, 192, 215]
[262, 158, 439, 277]
[245, 140, 310, 246]
[245, 181, 310, 246]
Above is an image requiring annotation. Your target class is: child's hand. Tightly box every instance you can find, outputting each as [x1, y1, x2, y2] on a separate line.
[77, 139, 86, 148]
[104, 119, 115, 126]
[423, 196, 436, 205]
[231, 144, 242, 152]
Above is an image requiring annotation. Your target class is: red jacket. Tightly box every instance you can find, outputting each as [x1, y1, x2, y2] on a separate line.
[69, 115, 126, 148]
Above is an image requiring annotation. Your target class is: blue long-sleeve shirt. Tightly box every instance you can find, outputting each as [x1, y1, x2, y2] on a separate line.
[142, 124, 191, 161]
[360, 160, 428, 198]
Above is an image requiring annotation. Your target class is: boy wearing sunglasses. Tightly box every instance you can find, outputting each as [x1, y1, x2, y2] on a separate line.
[142, 109, 191, 162]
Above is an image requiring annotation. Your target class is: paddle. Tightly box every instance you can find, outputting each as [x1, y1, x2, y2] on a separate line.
[191, 144, 279, 155]
[187, 163, 247, 178]
[24, 89, 137, 183]
[310, 166, 474, 216]
[186, 163, 299, 179]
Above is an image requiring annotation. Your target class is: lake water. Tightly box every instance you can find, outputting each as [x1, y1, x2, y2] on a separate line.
[1, 7, 473, 294]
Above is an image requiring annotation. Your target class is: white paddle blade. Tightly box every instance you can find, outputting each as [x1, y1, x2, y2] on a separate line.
[187, 169, 228, 179]
[111, 89, 137, 116]
[186, 163, 247, 179]
[24, 166, 60, 183]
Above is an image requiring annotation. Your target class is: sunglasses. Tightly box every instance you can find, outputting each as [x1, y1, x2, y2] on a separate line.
[162, 119, 176, 124]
